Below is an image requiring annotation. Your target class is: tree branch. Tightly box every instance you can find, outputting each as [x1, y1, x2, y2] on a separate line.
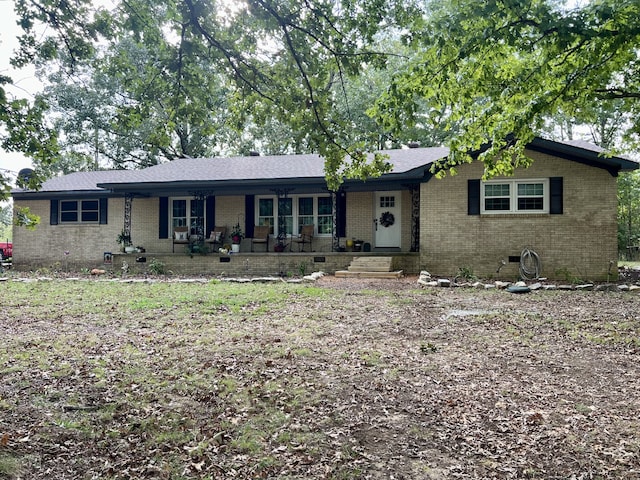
[183, 0, 276, 103]
[595, 88, 640, 100]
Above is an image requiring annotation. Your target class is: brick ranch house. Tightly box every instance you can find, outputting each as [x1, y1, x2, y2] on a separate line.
[11, 137, 638, 280]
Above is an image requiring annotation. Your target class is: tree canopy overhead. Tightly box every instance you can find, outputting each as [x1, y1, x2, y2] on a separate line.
[2, 0, 640, 198]
[9, 0, 421, 191]
[374, 0, 640, 178]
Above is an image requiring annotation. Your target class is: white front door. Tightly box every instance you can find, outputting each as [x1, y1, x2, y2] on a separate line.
[374, 191, 401, 248]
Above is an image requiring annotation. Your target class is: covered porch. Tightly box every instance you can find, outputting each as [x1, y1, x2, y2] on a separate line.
[97, 150, 431, 263]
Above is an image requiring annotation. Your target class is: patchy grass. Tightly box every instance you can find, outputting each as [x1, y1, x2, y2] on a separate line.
[0, 453, 21, 477]
[1, 277, 640, 479]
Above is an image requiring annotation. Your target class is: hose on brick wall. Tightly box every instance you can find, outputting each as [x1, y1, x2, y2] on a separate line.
[519, 247, 541, 280]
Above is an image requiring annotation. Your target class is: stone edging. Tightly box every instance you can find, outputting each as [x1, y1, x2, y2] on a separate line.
[416, 271, 640, 292]
[0, 271, 327, 284]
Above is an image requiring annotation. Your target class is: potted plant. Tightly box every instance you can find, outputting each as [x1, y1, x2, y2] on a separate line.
[116, 230, 133, 253]
[230, 223, 243, 252]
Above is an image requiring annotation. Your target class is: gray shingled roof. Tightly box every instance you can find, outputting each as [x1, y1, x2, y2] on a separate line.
[13, 147, 449, 195]
[560, 139, 608, 153]
[554, 138, 637, 160]
[527, 137, 638, 172]
[100, 147, 450, 185]
[12, 140, 637, 197]
[19, 170, 133, 193]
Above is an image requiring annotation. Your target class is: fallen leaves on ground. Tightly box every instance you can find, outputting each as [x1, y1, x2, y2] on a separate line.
[1, 276, 639, 479]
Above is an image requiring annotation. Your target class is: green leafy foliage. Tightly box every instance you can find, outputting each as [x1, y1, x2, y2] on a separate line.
[0, 205, 13, 242]
[147, 257, 167, 275]
[6, 0, 422, 193]
[0, 82, 59, 192]
[373, 0, 640, 178]
[618, 171, 640, 256]
[0, 204, 12, 227]
[13, 206, 40, 230]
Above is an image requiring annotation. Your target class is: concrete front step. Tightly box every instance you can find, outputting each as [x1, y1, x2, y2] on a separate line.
[350, 256, 393, 264]
[347, 265, 395, 272]
[337, 256, 399, 278]
[349, 257, 393, 271]
[335, 270, 404, 279]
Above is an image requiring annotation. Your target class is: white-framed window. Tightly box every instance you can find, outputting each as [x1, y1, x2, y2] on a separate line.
[258, 198, 275, 233]
[171, 197, 205, 237]
[256, 194, 333, 236]
[279, 197, 293, 235]
[481, 179, 549, 214]
[317, 197, 333, 234]
[298, 197, 314, 229]
[60, 200, 100, 223]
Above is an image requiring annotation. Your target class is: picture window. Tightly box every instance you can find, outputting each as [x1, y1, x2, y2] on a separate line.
[482, 179, 548, 214]
[59, 200, 100, 223]
[256, 194, 333, 236]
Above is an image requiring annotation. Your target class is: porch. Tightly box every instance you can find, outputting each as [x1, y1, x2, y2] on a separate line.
[109, 251, 420, 277]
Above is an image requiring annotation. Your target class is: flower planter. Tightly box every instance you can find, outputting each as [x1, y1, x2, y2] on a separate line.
[231, 244, 240, 253]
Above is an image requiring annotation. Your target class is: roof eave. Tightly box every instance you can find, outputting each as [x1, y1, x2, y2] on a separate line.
[12, 189, 112, 200]
[97, 177, 327, 194]
[528, 137, 639, 175]
[97, 169, 430, 194]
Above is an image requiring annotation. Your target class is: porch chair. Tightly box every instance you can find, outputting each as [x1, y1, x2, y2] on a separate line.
[172, 226, 189, 253]
[251, 225, 270, 252]
[291, 224, 314, 252]
[204, 226, 227, 252]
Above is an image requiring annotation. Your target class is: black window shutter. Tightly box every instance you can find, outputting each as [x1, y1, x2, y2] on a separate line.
[205, 196, 215, 236]
[337, 191, 347, 237]
[99, 198, 108, 224]
[158, 197, 169, 238]
[468, 179, 481, 215]
[550, 177, 563, 214]
[245, 195, 255, 238]
[50, 199, 59, 225]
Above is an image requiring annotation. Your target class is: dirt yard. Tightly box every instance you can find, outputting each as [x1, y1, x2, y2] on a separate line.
[1, 275, 639, 479]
